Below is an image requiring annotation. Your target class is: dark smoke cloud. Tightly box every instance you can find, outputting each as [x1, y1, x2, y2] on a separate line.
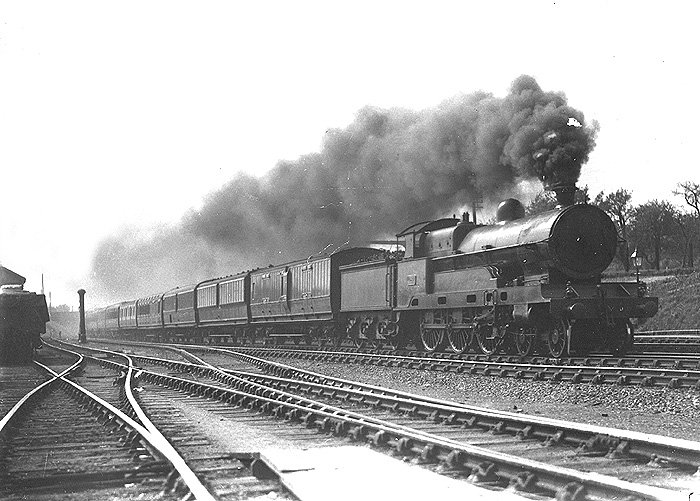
[89, 75, 598, 305]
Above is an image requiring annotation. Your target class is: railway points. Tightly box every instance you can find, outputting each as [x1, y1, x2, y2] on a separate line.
[0, 352, 211, 499]
[49, 338, 698, 500]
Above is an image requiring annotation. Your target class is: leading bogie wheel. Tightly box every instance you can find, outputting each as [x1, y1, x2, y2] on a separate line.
[610, 320, 633, 358]
[547, 320, 569, 358]
[513, 327, 536, 357]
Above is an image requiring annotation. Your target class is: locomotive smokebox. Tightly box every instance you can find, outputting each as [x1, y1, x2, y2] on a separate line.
[546, 181, 577, 207]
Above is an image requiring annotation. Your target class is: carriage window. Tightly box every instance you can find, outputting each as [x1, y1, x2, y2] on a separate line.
[220, 280, 244, 305]
[178, 291, 194, 309]
[197, 286, 217, 308]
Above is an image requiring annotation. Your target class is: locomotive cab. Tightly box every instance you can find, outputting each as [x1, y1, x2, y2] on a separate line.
[398, 214, 480, 259]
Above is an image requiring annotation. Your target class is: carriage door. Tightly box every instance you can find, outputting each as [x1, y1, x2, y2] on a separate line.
[300, 263, 313, 317]
[280, 269, 290, 317]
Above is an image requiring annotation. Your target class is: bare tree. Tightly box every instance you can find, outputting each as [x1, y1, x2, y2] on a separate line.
[672, 212, 695, 268]
[629, 200, 679, 270]
[673, 181, 700, 268]
[674, 181, 700, 217]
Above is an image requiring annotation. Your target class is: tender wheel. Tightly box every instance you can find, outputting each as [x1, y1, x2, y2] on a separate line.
[378, 321, 404, 351]
[447, 328, 473, 354]
[547, 320, 569, 358]
[476, 324, 500, 356]
[356, 318, 380, 350]
[420, 324, 446, 352]
[514, 328, 536, 357]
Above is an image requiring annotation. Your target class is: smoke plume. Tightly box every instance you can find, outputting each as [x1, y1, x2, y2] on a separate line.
[89, 75, 598, 304]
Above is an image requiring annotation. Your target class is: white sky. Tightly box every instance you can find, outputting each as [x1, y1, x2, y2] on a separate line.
[1, 1, 697, 307]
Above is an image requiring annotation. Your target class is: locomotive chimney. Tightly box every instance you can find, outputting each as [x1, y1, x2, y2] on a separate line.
[546, 181, 577, 207]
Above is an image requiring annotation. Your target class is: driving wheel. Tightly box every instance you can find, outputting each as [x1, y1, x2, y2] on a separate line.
[476, 324, 500, 356]
[419, 323, 446, 352]
[447, 327, 473, 354]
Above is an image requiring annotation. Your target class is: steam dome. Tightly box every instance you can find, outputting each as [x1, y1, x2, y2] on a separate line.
[496, 198, 526, 223]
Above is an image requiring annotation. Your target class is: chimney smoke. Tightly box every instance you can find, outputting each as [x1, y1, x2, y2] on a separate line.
[89, 75, 598, 304]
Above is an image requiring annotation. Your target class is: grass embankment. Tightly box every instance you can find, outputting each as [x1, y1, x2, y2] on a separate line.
[636, 270, 700, 331]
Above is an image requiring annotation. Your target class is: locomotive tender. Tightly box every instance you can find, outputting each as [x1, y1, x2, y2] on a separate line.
[87, 188, 658, 357]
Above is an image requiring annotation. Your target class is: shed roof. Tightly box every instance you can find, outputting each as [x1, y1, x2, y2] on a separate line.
[0, 266, 26, 286]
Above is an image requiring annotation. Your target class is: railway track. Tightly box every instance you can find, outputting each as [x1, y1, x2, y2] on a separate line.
[103, 340, 700, 390]
[0, 360, 53, 419]
[53, 338, 697, 500]
[0, 347, 217, 500]
[88, 329, 700, 366]
[45, 343, 302, 500]
[634, 331, 700, 354]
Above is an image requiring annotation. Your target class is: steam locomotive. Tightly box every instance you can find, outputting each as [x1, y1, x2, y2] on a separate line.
[86, 186, 658, 357]
[0, 286, 49, 364]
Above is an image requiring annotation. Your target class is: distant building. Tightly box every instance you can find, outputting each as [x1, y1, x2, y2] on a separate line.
[0, 266, 26, 287]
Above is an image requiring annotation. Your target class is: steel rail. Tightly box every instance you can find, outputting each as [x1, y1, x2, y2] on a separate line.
[86, 339, 700, 376]
[210, 344, 700, 389]
[153, 344, 700, 472]
[71, 339, 700, 471]
[53, 342, 470, 445]
[0, 353, 84, 436]
[40, 342, 216, 501]
[54, 340, 690, 500]
[224, 367, 700, 471]
[89, 356, 687, 499]
[636, 330, 700, 337]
